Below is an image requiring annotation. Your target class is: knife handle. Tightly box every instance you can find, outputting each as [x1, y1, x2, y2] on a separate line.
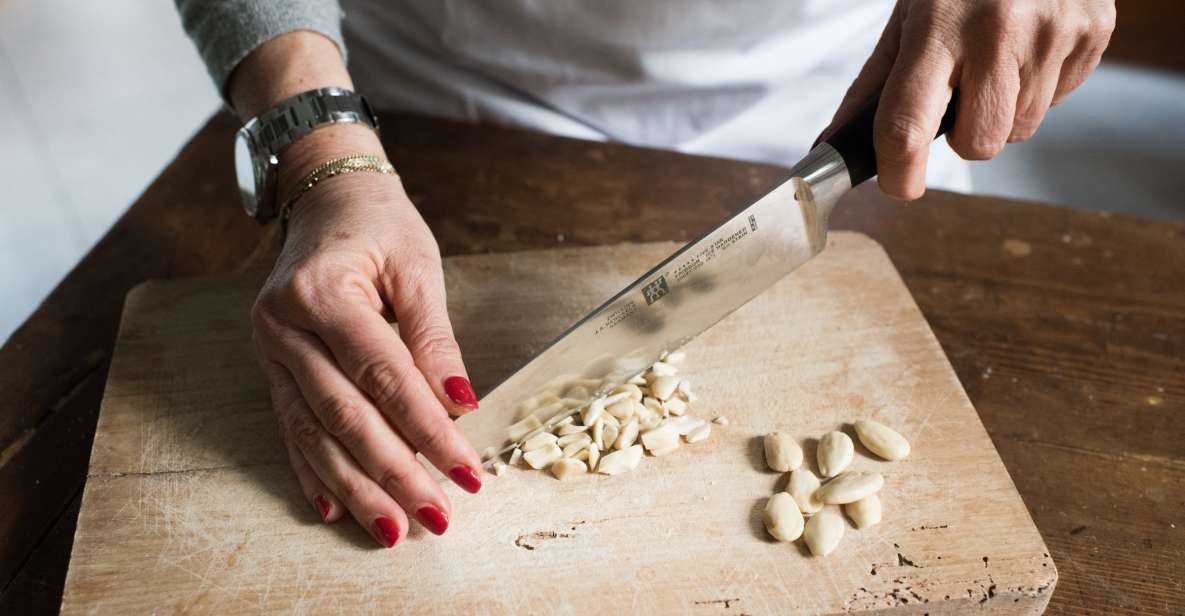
[824, 91, 959, 187]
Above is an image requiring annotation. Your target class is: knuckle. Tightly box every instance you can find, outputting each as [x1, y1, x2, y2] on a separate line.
[1095, 8, 1117, 38]
[405, 416, 453, 457]
[250, 296, 282, 335]
[378, 464, 416, 496]
[409, 323, 460, 360]
[316, 395, 366, 440]
[334, 472, 365, 501]
[876, 115, 932, 159]
[953, 135, 1004, 160]
[285, 268, 322, 313]
[1009, 116, 1042, 142]
[357, 357, 413, 410]
[284, 410, 323, 453]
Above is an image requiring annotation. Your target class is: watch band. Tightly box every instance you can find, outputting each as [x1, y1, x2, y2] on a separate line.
[236, 87, 380, 222]
[244, 86, 379, 157]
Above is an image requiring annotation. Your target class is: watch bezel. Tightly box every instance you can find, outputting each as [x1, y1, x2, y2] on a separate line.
[234, 120, 279, 222]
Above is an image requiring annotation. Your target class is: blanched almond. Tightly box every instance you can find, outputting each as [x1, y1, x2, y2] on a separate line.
[587, 443, 601, 471]
[523, 443, 563, 470]
[492, 462, 509, 477]
[650, 375, 680, 401]
[667, 415, 705, 436]
[610, 383, 643, 402]
[788, 468, 823, 514]
[557, 422, 589, 436]
[561, 437, 592, 458]
[854, 419, 911, 461]
[597, 444, 643, 475]
[522, 431, 558, 452]
[650, 361, 678, 376]
[763, 492, 804, 542]
[508, 447, 522, 466]
[606, 399, 636, 421]
[663, 397, 688, 416]
[581, 398, 605, 425]
[602, 421, 619, 451]
[803, 508, 844, 556]
[615, 419, 639, 450]
[640, 424, 679, 454]
[844, 493, 882, 529]
[637, 407, 663, 430]
[712, 416, 729, 426]
[557, 432, 591, 448]
[763, 432, 803, 472]
[817, 471, 883, 505]
[684, 423, 711, 443]
[550, 457, 587, 480]
[817, 431, 854, 477]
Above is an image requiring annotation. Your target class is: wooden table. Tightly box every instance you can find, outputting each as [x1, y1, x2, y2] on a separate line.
[1, 112, 1182, 615]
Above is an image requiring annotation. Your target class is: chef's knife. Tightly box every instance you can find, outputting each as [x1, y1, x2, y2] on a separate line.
[458, 94, 958, 463]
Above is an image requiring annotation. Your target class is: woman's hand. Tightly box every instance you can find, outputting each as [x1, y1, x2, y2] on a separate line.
[250, 125, 483, 548]
[822, 0, 1116, 199]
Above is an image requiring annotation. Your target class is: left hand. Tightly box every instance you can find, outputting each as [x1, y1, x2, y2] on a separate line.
[820, 0, 1116, 200]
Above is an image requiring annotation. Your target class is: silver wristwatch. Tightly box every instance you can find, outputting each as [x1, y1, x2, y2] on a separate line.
[233, 87, 379, 222]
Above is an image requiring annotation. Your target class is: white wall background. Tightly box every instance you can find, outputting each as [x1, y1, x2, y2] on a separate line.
[1, 0, 1183, 344]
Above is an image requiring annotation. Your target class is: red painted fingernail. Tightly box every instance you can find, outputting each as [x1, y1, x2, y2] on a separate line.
[449, 465, 482, 494]
[372, 516, 401, 548]
[416, 505, 450, 535]
[444, 376, 478, 409]
[314, 495, 332, 522]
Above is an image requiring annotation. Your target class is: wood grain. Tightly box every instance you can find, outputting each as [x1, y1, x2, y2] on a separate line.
[62, 235, 1054, 614]
[1, 111, 1182, 614]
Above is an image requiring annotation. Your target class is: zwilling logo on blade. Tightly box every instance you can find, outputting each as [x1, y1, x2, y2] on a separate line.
[642, 276, 670, 305]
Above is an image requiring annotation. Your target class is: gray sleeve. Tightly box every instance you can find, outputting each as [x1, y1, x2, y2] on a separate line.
[174, 0, 346, 100]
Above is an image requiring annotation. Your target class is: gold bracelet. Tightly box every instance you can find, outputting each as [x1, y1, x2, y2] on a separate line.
[278, 154, 398, 225]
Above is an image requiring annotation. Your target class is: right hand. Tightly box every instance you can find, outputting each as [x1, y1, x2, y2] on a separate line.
[250, 125, 484, 548]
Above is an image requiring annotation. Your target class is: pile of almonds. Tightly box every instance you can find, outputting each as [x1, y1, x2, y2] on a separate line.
[490, 352, 724, 479]
[762, 419, 910, 556]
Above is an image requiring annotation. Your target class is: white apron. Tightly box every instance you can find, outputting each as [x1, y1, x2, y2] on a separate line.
[341, 0, 970, 192]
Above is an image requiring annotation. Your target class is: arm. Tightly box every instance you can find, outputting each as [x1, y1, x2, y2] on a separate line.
[820, 0, 1116, 200]
[177, 8, 484, 546]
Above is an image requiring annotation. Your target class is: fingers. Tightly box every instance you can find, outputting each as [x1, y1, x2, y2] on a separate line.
[262, 358, 410, 548]
[379, 252, 478, 417]
[271, 329, 466, 531]
[873, 34, 957, 200]
[1052, 29, 1111, 106]
[1010, 24, 1068, 142]
[816, 3, 904, 147]
[305, 297, 484, 494]
[285, 437, 343, 523]
[946, 52, 1020, 161]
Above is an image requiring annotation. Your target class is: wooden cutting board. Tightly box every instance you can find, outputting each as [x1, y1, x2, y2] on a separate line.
[61, 232, 1056, 614]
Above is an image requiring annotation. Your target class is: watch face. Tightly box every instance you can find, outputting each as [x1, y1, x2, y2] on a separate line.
[233, 129, 259, 217]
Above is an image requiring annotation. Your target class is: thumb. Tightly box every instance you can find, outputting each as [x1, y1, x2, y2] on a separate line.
[814, 5, 903, 148]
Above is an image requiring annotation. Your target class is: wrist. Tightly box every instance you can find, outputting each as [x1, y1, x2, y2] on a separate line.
[276, 123, 389, 200]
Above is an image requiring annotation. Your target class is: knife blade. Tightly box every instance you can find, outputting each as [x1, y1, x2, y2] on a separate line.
[458, 94, 958, 463]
